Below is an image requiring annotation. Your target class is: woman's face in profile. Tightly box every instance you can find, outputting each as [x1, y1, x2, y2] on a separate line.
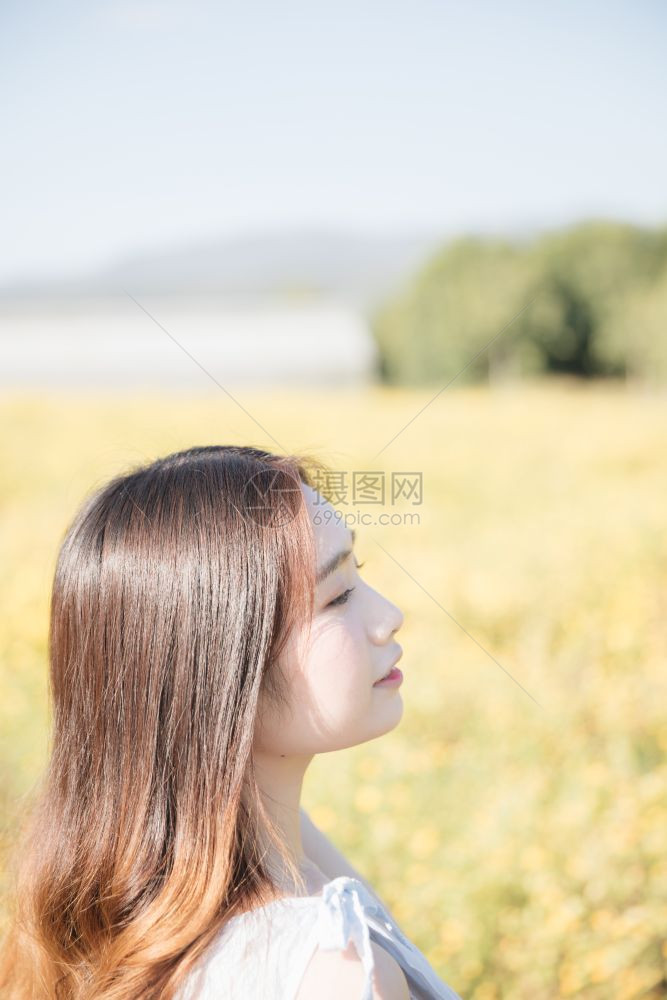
[254, 482, 405, 756]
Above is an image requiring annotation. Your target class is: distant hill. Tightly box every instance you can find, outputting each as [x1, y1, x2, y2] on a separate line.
[0, 227, 457, 313]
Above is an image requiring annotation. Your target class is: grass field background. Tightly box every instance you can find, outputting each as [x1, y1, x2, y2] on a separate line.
[1, 378, 665, 998]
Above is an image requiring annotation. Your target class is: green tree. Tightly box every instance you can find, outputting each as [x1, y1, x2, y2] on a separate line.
[372, 220, 667, 387]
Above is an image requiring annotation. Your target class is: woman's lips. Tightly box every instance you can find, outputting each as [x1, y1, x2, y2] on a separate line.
[373, 667, 403, 687]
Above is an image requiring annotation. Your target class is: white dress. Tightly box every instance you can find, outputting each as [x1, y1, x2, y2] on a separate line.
[176, 874, 464, 1000]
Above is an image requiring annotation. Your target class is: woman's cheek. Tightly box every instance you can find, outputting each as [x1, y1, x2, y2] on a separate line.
[307, 631, 353, 696]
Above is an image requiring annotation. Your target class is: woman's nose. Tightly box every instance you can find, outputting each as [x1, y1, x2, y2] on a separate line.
[370, 596, 404, 644]
[390, 601, 404, 636]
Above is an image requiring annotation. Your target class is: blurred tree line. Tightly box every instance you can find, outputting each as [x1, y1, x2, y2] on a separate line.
[372, 220, 667, 387]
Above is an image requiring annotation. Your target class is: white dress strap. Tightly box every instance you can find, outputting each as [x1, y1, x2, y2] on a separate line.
[296, 875, 465, 1000]
[311, 877, 376, 1000]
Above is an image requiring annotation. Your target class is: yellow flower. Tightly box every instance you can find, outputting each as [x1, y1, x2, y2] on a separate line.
[409, 824, 440, 860]
[354, 785, 383, 813]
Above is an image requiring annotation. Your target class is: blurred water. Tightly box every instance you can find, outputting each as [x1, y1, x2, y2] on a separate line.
[0, 295, 377, 389]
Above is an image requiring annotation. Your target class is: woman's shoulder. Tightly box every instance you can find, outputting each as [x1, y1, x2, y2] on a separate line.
[293, 875, 465, 1000]
[178, 874, 463, 1000]
[294, 935, 410, 1000]
[177, 875, 385, 999]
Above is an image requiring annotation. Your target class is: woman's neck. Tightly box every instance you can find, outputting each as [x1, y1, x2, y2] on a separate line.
[252, 747, 313, 874]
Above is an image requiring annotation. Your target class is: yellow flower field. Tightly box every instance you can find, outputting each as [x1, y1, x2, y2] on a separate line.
[1, 377, 665, 999]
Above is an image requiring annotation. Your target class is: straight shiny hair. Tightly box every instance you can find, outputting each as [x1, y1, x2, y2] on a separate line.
[0, 444, 330, 998]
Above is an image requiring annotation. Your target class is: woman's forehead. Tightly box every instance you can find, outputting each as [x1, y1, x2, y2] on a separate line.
[301, 483, 353, 561]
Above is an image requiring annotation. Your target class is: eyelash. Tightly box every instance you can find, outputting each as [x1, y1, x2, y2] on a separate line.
[327, 560, 365, 608]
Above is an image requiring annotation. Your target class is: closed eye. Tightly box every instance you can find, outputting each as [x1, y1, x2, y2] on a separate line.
[325, 560, 365, 609]
[327, 587, 355, 608]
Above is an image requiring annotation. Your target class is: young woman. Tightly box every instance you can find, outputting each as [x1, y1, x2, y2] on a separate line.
[0, 444, 463, 1000]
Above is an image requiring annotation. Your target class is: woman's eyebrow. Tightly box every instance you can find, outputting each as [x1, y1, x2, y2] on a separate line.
[315, 529, 356, 585]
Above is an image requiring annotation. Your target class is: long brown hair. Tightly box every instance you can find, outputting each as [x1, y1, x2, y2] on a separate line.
[0, 444, 329, 998]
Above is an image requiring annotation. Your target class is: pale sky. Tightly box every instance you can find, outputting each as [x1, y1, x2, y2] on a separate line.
[1, 0, 665, 285]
